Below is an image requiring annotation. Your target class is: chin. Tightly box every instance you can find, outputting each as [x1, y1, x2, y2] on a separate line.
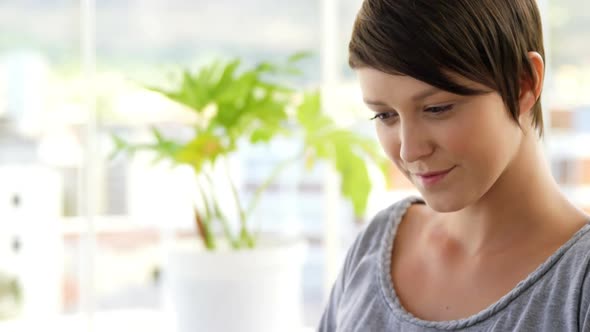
[419, 190, 468, 213]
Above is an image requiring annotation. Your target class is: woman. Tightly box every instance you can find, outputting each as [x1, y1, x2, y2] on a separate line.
[319, 0, 590, 331]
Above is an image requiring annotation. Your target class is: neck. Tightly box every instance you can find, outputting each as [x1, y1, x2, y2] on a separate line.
[442, 132, 585, 257]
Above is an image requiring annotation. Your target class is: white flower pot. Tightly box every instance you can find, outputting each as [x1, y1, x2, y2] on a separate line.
[164, 235, 308, 332]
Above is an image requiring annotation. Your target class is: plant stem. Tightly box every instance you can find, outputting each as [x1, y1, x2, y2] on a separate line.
[195, 177, 212, 220]
[223, 158, 249, 243]
[211, 197, 240, 249]
[194, 207, 215, 250]
[195, 178, 216, 249]
[203, 171, 240, 248]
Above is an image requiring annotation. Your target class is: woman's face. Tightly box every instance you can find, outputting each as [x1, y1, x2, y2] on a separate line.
[357, 67, 523, 212]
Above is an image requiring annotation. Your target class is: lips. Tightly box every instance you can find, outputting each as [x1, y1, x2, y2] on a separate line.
[415, 167, 455, 177]
[413, 166, 455, 187]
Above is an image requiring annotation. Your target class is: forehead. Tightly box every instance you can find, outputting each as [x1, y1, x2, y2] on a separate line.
[357, 67, 443, 104]
[356, 67, 488, 104]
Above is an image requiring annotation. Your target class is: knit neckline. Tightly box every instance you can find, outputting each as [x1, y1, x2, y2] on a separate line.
[378, 196, 590, 330]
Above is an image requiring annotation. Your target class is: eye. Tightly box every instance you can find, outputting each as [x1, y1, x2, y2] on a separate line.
[370, 112, 398, 123]
[425, 104, 454, 114]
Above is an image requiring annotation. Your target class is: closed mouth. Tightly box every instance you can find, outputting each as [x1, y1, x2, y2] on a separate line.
[415, 166, 456, 177]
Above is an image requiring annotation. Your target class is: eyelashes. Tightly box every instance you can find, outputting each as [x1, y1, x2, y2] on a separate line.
[369, 104, 454, 123]
[425, 104, 454, 114]
[369, 113, 395, 121]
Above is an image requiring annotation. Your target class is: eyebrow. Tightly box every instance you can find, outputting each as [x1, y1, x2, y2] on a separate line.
[363, 86, 444, 106]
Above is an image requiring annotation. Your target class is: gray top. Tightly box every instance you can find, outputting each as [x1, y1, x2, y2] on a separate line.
[318, 196, 590, 331]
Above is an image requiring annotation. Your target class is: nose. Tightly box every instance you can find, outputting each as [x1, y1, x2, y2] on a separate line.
[399, 120, 433, 163]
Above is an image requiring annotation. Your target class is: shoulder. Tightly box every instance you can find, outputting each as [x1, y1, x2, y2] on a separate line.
[318, 197, 424, 331]
[528, 223, 590, 289]
[559, 223, 590, 274]
[362, 195, 424, 239]
[567, 224, 590, 281]
[343, 196, 424, 272]
[564, 224, 590, 329]
[568, 223, 590, 255]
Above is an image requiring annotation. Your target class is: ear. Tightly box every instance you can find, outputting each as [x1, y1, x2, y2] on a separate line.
[518, 52, 544, 122]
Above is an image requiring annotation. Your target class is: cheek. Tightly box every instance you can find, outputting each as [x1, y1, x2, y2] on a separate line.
[437, 126, 473, 156]
[438, 107, 520, 171]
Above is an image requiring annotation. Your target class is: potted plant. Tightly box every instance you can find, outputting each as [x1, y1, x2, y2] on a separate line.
[111, 53, 387, 332]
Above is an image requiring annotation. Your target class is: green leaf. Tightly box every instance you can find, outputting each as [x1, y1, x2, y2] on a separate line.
[215, 70, 257, 105]
[174, 132, 229, 172]
[250, 127, 275, 143]
[334, 143, 371, 217]
[108, 134, 128, 160]
[148, 127, 184, 161]
[151, 127, 165, 143]
[258, 81, 293, 94]
[304, 127, 387, 217]
[210, 103, 239, 129]
[216, 59, 241, 91]
[283, 66, 303, 76]
[296, 91, 320, 127]
[256, 61, 280, 73]
[296, 91, 333, 134]
[287, 51, 312, 63]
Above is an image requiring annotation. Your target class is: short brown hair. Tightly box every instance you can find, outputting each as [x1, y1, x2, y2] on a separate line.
[349, 0, 545, 136]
